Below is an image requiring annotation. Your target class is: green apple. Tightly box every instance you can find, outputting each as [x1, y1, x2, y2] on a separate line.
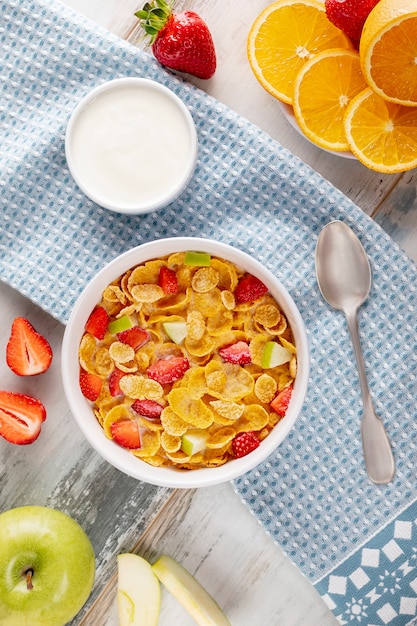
[181, 430, 208, 456]
[0, 506, 95, 626]
[261, 341, 292, 368]
[184, 251, 211, 266]
[117, 553, 160, 626]
[108, 315, 134, 334]
[152, 555, 231, 626]
[163, 321, 187, 344]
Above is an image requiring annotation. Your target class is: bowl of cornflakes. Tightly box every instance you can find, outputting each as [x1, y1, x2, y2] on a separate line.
[62, 238, 309, 488]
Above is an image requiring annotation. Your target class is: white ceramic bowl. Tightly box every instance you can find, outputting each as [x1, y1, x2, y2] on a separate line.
[62, 238, 309, 488]
[65, 78, 198, 215]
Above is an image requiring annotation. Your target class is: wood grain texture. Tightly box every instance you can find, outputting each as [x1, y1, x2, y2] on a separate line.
[2, 1, 415, 624]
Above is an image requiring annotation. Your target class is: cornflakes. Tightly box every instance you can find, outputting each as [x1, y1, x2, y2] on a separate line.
[78, 251, 298, 470]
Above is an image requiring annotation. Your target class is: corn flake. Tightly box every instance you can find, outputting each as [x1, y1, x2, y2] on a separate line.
[168, 388, 214, 428]
[254, 374, 278, 404]
[191, 267, 219, 293]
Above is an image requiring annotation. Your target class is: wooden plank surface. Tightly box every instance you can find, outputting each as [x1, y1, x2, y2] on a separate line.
[2, 1, 416, 624]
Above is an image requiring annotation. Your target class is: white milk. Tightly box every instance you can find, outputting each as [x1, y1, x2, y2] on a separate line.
[68, 82, 196, 212]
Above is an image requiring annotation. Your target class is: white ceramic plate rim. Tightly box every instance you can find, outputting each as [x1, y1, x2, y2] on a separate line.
[279, 101, 355, 160]
[65, 78, 198, 215]
[62, 237, 310, 488]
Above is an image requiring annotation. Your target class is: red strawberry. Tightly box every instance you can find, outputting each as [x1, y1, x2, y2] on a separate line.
[325, 0, 380, 43]
[6, 317, 53, 377]
[135, 1, 216, 80]
[147, 356, 189, 385]
[117, 327, 149, 350]
[232, 431, 260, 458]
[235, 274, 268, 304]
[0, 390, 46, 445]
[131, 398, 164, 419]
[80, 370, 103, 401]
[219, 341, 251, 365]
[109, 368, 125, 397]
[85, 306, 109, 340]
[159, 266, 178, 295]
[270, 384, 293, 417]
[110, 419, 141, 449]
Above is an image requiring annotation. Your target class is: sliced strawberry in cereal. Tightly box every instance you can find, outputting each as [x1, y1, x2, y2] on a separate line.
[85, 306, 109, 340]
[0, 390, 46, 445]
[159, 266, 178, 295]
[219, 341, 251, 365]
[131, 398, 164, 419]
[109, 368, 125, 397]
[80, 370, 103, 401]
[235, 274, 268, 304]
[147, 356, 189, 385]
[270, 384, 293, 416]
[110, 419, 141, 449]
[6, 317, 53, 376]
[117, 327, 149, 350]
[232, 431, 260, 458]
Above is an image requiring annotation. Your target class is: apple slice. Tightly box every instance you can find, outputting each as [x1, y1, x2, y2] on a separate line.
[117, 553, 160, 626]
[108, 315, 134, 335]
[181, 429, 209, 456]
[184, 251, 211, 266]
[152, 555, 231, 626]
[261, 341, 292, 368]
[163, 321, 187, 344]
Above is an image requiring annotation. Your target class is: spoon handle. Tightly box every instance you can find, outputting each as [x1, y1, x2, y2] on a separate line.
[345, 311, 395, 484]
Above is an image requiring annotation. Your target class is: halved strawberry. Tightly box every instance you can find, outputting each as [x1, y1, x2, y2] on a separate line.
[131, 398, 164, 419]
[6, 317, 53, 376]
[110, 419, 141, 449]
[109, 368, 125, 397]
[147, 356, 189, 385]
[117, 327, 149, 350]
[219, 341, 251, 365]
[85, 306, 109, 340]
[235, 274, 268, 304]
[0, 390, 46, 445]
[159, 266, 178, 295]
[232, 431, 260, 458]
[80, 370, 103, 401]
[270, 384, 293, 417]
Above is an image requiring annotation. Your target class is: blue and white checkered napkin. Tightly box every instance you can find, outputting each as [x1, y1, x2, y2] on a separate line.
[2, 0, 417, 622]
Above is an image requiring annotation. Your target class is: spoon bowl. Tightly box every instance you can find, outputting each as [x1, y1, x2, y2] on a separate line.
[315, 221, 395, 485]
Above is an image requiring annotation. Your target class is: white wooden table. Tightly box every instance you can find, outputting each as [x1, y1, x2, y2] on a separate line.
[2, 1, 417, 624]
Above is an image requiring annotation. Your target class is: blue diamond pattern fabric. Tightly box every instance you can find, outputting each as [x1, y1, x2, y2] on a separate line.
[1, 1, 417, 624]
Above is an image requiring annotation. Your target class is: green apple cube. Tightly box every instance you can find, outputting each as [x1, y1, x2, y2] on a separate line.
[163, 321, 187, 344]
[184, 251, 211, 266]
[0, 506, 95, 626]
[108, 315, 134, 334]
[261, 341, 292, 368]
[152, 555, 231, 626]
[117, 554, 160, 626]
[181, 430, 209, 456]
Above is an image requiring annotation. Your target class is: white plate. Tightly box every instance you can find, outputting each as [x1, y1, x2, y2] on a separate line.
[278, 101, 355, 160]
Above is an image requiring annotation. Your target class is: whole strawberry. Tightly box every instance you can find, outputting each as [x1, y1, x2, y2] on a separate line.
[135, 1, 216, 79]
[325, 0, 380, 43]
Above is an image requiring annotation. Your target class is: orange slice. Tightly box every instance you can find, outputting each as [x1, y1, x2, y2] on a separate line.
[344, 87, 417, 172]
[360, 0, 417, 106]
[247, 0, 352, 105]
[293, 49, 367, 151]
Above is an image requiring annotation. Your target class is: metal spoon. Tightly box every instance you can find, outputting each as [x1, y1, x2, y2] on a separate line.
[315, 220, 395, 484]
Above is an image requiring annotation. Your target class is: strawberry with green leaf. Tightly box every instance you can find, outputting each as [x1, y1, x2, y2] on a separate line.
[135, 0, 216, 79]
